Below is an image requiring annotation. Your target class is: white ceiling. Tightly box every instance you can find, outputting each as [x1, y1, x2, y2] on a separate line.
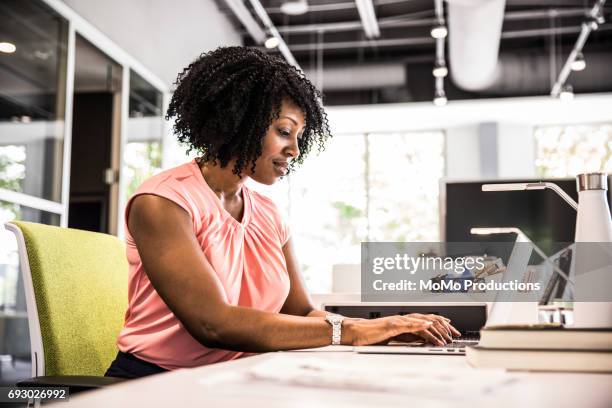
[61, 0, 242, 89]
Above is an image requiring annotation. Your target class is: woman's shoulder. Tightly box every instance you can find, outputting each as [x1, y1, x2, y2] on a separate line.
[135, 161, 198, 193]
[126, 161, 209, 231]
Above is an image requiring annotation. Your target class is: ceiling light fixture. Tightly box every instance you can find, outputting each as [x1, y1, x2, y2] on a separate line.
[550, 0, 605, 97]
[433, 90, 447, 106]
[0, 42, 16, 53]
[432, 0, 448, 107]
[430, 24, 448, 39]
[432, 60, 448, 78]
[223, 0, 266, 43]
[264, 37, 280, 49]
[559, 84, 574, 101]
[355, 0, 380, 39]
[571, 52, 586, 71]
[247, 0, 301, 70]
[280, 0, 309, 16]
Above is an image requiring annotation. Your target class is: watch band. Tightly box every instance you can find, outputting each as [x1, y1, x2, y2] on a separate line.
[325, 313, 345, 345]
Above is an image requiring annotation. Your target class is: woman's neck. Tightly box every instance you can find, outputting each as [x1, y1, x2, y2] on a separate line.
[198, 159, 247, 199]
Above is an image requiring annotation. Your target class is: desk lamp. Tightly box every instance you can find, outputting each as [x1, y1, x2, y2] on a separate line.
[481, 174, 612, 327]
[482, 174, 612, 242]
[470, 227, 574, 286]
[471, 227, 575, 325]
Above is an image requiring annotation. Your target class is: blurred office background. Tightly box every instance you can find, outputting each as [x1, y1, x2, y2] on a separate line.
[0, 0, 611, 385]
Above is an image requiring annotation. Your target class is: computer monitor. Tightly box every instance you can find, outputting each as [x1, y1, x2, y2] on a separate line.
[440, 177, 612, 256]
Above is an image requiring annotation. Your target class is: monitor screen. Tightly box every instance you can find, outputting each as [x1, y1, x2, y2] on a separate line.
[443, 177, 611, 254]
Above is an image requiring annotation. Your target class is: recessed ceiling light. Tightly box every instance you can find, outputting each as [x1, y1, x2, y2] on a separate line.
[280, 0, 309, 16]
[264, 37, 280, 49]
[0, 42, 16, 53]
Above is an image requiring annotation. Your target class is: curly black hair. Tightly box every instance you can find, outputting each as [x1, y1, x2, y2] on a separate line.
[166, 46, 331, 176]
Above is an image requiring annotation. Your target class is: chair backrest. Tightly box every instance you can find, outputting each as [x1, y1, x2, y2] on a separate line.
[5, 221, 128, 377]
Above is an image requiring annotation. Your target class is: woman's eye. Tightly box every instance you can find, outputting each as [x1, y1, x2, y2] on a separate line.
[279, 129, 291, 137]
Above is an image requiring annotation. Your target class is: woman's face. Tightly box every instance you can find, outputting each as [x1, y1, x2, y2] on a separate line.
[248, 100, 305, 185]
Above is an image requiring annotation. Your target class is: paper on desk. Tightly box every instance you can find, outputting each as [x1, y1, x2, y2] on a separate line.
[246, 354, 517, 400]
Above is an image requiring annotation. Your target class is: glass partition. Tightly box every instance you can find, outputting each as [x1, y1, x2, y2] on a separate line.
[123, 70, 164, 201]
[0, 0, 68, 203]
[0, 202, 60, 383]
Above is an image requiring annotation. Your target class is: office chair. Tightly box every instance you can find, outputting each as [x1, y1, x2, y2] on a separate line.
[4, 221, 128, 395]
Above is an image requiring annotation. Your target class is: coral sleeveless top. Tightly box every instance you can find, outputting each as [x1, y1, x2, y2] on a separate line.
[116, 160, 291, 369]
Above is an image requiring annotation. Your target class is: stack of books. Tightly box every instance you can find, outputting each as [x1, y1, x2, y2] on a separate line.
[466, 324, 612, 372]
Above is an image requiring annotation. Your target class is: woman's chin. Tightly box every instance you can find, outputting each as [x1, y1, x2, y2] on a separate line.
[250, 174, 278, 185]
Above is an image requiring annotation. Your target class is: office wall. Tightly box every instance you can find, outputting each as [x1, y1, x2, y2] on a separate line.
[61, 0, 242, 87]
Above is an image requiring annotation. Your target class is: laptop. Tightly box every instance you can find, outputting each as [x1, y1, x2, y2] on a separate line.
[355, 236, 533, 356]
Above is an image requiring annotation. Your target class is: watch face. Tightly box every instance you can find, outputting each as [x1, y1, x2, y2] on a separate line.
[327, 315, 343, 324]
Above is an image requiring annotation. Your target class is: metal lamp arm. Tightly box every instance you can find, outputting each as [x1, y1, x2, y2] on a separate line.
[542, 183, 579, 211]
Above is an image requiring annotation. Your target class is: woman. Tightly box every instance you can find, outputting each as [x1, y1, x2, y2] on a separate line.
[106, 47, 460, 379]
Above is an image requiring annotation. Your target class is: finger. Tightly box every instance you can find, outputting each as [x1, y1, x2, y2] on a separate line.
[413, 313, 447, 325]
[435, 317, 461, 337]
[439, 321, 454, 339]
[428, 314, 451, 325]
[401, 317, 433, 333]
[435, 322, 453, 342]
[416, 329, 444, 346]
[410, 314, 460, 338]
[448, 323, 462, 337]
[421, 314, 460, 338]
[424, 326, 446, 345]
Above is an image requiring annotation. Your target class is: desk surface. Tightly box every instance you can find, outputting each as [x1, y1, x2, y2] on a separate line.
[69, 350, 612, 408]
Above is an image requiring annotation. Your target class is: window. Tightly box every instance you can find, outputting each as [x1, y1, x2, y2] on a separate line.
[368, 132, 445, 242]
[123, 71, 165, 200]
[248, 131, 446, 292]
[535, 123, 612, 177]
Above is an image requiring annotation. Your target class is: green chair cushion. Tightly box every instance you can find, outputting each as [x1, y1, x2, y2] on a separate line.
[13, 221, 128, 376]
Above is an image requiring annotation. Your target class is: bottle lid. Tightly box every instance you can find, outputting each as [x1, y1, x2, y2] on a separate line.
[576, 173, 608, 192]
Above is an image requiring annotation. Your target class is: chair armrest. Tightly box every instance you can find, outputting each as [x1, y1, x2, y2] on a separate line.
[17, 375, 127, 394]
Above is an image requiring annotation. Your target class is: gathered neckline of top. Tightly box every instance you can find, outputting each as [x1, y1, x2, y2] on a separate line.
[188, 159, 252, 227]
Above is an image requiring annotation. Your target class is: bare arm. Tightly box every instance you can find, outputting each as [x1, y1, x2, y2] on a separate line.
[128, 194, 444, 352]
[279, 238, 326, 318]
[277, 238, 460, 342]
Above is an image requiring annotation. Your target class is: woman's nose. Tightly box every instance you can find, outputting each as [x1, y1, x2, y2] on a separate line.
[286, 137, 300, 159]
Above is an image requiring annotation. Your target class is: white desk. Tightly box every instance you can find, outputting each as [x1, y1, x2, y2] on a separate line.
[68, 350, 612, 408]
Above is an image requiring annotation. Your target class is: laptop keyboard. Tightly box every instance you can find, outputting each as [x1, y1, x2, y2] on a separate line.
[445, 340, 478, 349]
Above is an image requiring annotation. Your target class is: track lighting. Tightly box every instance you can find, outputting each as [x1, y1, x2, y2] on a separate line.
[571, 52, 586, 71]
[264, 37, 280, 49]
[0, 42, 16, 53]
[432, 60, 448, 78]
[433, 90, 447, 106]
[280, 0, 309, 16]
[430, 24, 448, 39]
[559, 84, 574, 101]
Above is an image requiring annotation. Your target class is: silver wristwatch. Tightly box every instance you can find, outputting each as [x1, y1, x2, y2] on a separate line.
[325, 313, 345, 345]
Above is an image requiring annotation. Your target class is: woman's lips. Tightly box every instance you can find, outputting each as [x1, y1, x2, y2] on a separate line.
[273, 161, 288, 175]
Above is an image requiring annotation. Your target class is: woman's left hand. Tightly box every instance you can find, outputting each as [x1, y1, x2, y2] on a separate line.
[402, 313, 461, 344]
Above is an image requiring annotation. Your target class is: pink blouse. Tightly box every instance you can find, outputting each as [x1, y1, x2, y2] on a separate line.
[116, 160, 291, 370]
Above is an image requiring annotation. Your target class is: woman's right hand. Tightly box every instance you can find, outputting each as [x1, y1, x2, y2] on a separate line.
[343, 314, 460, 346]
